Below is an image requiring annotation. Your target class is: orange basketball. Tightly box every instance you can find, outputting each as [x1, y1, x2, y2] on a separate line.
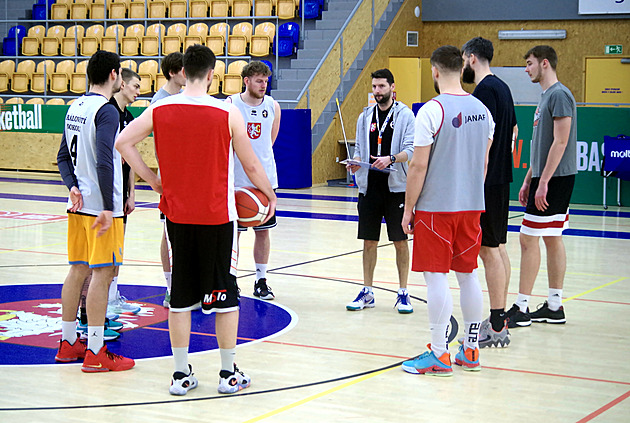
[235, 187, 270, 227]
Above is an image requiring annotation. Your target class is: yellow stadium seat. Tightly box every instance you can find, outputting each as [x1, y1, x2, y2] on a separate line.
[120, 59, 138, 72]
[109, 0, 129, 19]
[223, 59, 246, 94]
[26, 97, 44, 104]
[228, 22, 252, 56]
[70, 60, 89, 93]
[46, 97, 66, 105]
[42, 25, 65, 56]
[6, 97, 25, 104]
[206, 22, 229, 56]
[209, 59, 225, 95]
[169, 0, 187, 18]
[122, 24, 144, 56]
[214, 60, 225, 83]
[89, 0, 107, 20]
[67, 98, 76, 105]
[138, 60, 158, 94]
[189, 0, 209, 18]
[129, 0, 146, 18]
[11, 60, 36, 93]
[142, 23, 165, 56]
[155, 72, 166, 91]
[250, 22, 275, 57]
[232, 0, 251, 17]
[81, 24, 104, 56]
[51, 0, 72, 19]
[70, 0, 90, 19]
[184, 23, 208, 51]
[209, 0, 228, 17]
[0, 97, 3, 104]
[148, 0, 166, 18]
[61, 25, 85, 57]
[50, 60, 75, 93]
[163, 23, 185, 55]
[31, 59, 55, 93]
[254, 0, 272, 16]
[22, 25, 45, 56]
[130, 99, 150, 107]
[277, 0, 295, 19]
[0, 60, 15, 92]
[102, 24, 124, 53]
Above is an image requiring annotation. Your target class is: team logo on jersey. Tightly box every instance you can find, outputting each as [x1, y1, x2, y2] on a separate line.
[247, 122, 262, 139]
[262, 110, 268, 118]
[370, 123, 377, 132]
[452, 112, 463, 128]
[251, 109, 258, 116]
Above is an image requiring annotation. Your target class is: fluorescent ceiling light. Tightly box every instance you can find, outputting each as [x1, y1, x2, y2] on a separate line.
[498, 30, 567, 40]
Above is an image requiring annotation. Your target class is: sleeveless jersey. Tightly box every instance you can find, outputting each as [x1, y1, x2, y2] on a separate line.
[229, 94, 278, 188]
[153, 94, 237, 225]
[414, 94, 494, 212]
[63, 94, 123, 217]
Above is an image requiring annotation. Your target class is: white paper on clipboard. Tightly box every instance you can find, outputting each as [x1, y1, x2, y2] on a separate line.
[340, 159, 396, 173]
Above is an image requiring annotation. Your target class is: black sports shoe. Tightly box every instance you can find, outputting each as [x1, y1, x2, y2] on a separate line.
[253, 278, 274, 300]
[530, 301, 566, 324]
[506, 304, 531, 328]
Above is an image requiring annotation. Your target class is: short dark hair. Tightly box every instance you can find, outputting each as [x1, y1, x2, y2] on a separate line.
[182, 44, 216, 81]
[370, 68, 394, 85]
[242, 61, 271, 79]
[121, 67, 140, 83]
[430, 45, 463, 73]
[161, 52, 183, 81]
[87, 50, 120, 86]
[524, 45, 558, 70]
[462, 37, 494, 63]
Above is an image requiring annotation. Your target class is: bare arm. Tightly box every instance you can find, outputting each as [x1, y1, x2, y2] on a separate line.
[512, 124, 518, 152]
[402, 145, 431, 234]
[115, 106, 162, 194]
[534, 116, 572, 211]
[484, 137, 493, 180]
[271, 100, 281, 145]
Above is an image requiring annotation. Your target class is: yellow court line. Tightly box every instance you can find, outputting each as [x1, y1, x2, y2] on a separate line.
[242, 367, 395, 423]
[562, 277, 628, 303]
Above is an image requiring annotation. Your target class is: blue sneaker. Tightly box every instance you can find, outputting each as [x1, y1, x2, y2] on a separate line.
[346, 287, 374, 311]
[395, 289, 413, 314]
[107, 291, 141, 315]
[401, 345, 452, 377]
[454, 345, 481, 371]
[77, 324, 120, 342]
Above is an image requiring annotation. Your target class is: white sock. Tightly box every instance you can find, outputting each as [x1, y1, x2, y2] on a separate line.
[398, 287, 408, 295]
[172, 347, 189, 374]
[220, 348, 236, 372]
[548, 288, 563, 311]
[61, 320, 77, 344]
[87, 325, 104, 354]
[255, 263, 267, 280]
[108, 276, 118, 303]
[364, 286, 373, 294]
[424, 272, 452, 357]
[456, 271, 483, 351]
[515, 293, 530, 313]
[164, 271, 172, 292]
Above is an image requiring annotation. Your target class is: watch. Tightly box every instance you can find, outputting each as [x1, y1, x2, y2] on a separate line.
[390, 155, 396, 164]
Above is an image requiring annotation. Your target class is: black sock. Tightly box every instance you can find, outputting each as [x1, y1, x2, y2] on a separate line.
[80, 306, 88, 325]
[490, 308, 506, 332]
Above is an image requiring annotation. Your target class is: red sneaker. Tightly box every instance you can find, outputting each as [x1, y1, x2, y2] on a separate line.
[81, 345, 135, 373]
[55, 339, 87, 362]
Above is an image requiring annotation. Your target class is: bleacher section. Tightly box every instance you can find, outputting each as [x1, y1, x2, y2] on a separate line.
[0, 0, 324, 103]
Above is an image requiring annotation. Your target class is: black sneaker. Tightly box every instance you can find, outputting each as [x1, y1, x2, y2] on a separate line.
[506, 304, 532, 328]
[530, 301, 566, 324]
[253, 278, 274, 300]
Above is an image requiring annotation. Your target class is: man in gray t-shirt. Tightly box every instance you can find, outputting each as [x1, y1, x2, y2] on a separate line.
[507, 46, 577, 329]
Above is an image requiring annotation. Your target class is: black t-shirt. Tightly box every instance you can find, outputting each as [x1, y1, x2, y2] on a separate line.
[108, 97, 134, 200]
[367, 104, 395, 191]
[473, 75, 517, 185]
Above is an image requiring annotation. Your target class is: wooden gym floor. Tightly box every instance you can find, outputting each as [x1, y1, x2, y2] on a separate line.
[0, 170, 628, 422]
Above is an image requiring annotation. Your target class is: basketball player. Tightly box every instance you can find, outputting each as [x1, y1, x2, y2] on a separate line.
[55, 50, 135, 372]
[507, 45, 577, 326]
[462, 37, 518, 346]
[225, 61, 281, 301]
[150, 52, 185, 308]
[116, 45, 277, 395]
[401, 46, 494, 376]
[345, 69, 415, 314]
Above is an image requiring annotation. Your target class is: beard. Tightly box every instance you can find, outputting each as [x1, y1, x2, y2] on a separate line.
[375, 92, 391, 104]
[433, 79, 440, 95]
[462, 64, 475, 84]
[247, 86, 265, 99]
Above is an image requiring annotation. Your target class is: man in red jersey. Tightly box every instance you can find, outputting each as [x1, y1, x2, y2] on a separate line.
[116, 45, 276, 396]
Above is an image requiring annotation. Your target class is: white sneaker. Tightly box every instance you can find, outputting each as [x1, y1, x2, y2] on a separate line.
[217, 364, 251, 394]
[107, 291, 141, 315]
[346, 287, 375, 311]
[395, 289, 413, 314]
[169, 365, 198, 396]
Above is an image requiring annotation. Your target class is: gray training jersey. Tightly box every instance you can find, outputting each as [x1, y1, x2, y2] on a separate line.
[414, 93, 494, 212]
[230, 94, 278, 189]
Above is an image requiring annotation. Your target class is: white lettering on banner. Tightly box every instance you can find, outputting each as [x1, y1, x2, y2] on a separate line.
[576, 141, 602, 172]
[0, 105, 42, 131]
[611, 150, 630, 158]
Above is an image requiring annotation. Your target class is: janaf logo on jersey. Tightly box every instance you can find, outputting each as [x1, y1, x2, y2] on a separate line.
[0, 104, 43, 131]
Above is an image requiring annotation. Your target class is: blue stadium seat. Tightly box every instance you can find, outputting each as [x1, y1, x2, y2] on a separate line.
[260, 59, 273, 94]
[300, 0, 322, 19]
[2, 25, 27, 56]
[274, 22, 299, 57]
[32, 4, 48, 20]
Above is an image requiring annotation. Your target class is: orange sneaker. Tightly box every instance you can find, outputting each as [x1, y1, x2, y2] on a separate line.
[454, 345, 481, 371]
[81, 345, 135, 373]
[55, 339, 87, 362]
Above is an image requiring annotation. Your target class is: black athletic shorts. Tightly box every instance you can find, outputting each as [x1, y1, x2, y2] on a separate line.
[357, 189, 407, 242]
[166, 219, 240, 314]
[237, 211, 277, 232]
[481, 183, 510, 248]
[525, 175, 575, 217]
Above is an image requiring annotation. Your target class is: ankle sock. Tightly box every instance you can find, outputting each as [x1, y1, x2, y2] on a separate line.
[548, 288, 563, 311]
[515, 293, 530, 313]
[489, 308, 506, 332]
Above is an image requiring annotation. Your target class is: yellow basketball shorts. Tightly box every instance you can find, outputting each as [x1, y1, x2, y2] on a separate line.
[67, 213, 124, 268]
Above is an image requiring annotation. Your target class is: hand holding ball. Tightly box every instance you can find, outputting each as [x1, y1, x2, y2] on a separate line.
[235, 187, 270, 227]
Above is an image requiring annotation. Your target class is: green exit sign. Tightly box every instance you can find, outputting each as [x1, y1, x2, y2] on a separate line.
[605, 45, 623, 54]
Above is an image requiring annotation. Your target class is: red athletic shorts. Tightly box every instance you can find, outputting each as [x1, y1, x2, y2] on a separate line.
[411, 211, 482, 273]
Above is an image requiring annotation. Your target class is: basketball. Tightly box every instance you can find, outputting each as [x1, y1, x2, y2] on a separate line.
[235, 187, 270, 227]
